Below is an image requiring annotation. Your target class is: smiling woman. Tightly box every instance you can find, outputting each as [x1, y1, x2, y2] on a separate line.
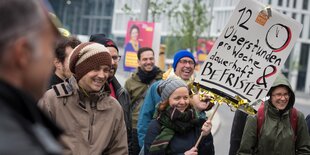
[144, 77, 215, 155]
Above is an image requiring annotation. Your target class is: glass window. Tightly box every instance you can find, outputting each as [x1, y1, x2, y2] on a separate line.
[297, 43, 310, 91]
[293, 0, 297, 8]
[287, 0, 290, 7]
[301, 14, 305, 24]
[278, 0, 283, 6]
[283, 51, 291, 77]
[292, 13, 296, 19]
[302, 0, 308, 10]
[300, 14, 305, 38]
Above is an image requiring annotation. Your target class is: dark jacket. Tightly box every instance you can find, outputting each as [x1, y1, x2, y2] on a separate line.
[229, 110, 248, 155]
[48, 73, 64, 89]
[0, 80, 62, 155]
[110, 76, 133, 155]
[306, 114, 310, 135]
[144, 119, 215, 155]
[237, 74, 310, 155]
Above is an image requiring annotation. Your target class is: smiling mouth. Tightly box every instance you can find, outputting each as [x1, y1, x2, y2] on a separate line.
[93, 79, 104, 85]
[182, 70, 191, 75]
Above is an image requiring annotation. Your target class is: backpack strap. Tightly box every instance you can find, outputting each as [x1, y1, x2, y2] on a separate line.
[290, 107, 298, 142]
[257, 101, 265, 137]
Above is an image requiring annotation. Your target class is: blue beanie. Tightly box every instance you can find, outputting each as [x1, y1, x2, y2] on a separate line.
[172, 50, 196, 71]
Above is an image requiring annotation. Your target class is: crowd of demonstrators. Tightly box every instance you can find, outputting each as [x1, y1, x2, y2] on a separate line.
[89, 34, 133, 155]
[49, 36, 81, 89]
[144, 77, 214, 155]
[0, 0, 63, 154]
[2, 2, 310, 155]
[137, 50, 214, 149]
[39, 42, 128, 154]
[125, 47, 164, 155]
[237, 74, 310, 155]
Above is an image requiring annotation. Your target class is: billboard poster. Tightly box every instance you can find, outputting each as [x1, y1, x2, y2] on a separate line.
[123, 21, 155, 72]
[196, 38, 214, 64]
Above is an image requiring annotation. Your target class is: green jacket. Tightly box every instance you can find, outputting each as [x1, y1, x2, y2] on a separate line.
[238, 74, 310, 155]
[125, 69, 163, 128]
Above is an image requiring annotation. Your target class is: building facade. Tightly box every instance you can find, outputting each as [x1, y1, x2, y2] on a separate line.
[49, 0, 114, 36]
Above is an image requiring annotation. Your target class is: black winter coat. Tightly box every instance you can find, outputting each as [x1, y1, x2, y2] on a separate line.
[0, 80, 62, 155]
[306, 114, 310, 135]
[110, 76, 133, 155]
[144, 118, 215, 155]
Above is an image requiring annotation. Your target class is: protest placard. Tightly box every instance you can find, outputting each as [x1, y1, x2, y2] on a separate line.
[195, 0, 302, 102]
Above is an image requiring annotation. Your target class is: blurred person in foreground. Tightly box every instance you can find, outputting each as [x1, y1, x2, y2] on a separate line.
[0, 0, 63, 154]
[89, 34, 133, 154]
[49, 36, 81, 89]
[39, 42, 128, 154]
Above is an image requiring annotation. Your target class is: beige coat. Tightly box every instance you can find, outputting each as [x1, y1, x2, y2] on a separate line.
[39, 77, 128, 155]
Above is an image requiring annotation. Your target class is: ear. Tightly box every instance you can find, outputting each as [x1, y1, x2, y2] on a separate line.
[137, 58, 141, 66]
[11, 37, 32, 70]
[53, 58, 62, 69]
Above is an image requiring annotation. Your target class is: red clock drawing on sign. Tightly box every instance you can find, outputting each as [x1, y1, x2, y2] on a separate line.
[265, 23, 292, 52]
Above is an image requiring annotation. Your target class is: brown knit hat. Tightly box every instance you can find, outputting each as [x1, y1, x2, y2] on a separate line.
[69, 42, 112, 81]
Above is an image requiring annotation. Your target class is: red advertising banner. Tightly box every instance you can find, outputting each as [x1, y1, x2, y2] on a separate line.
[196, 38, 214, 65]
[123, 21, 155, 72]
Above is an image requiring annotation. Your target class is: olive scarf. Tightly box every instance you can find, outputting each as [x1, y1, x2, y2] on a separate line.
[149, 106, 198, 154]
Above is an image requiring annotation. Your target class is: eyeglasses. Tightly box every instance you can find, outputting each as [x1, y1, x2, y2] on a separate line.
[111, 55, 121, 62]
[179, 59, 195, 65]
[272, 93, 290, 99]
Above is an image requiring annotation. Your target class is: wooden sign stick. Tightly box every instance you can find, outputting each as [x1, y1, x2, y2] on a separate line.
[194, 103, 220, 148]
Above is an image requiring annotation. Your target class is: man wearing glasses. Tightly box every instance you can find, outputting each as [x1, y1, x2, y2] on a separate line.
[89, 34, 133, 155]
